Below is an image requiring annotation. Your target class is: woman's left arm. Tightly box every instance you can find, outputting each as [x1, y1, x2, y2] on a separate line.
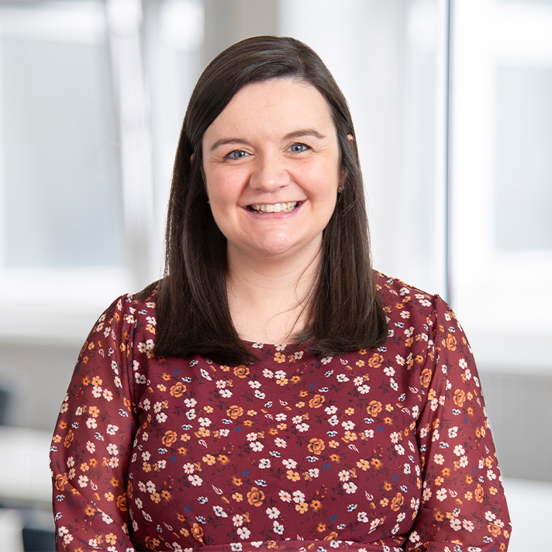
[406, 296, 512, 551]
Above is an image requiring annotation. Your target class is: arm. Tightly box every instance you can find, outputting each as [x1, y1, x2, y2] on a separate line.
[406, 296, 511, 551]
[50, 295, 138, 551]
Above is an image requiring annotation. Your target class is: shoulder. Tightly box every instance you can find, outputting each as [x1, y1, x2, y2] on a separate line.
[89, 281, 160, 343]
[373, 270, 461, 352]
[373, 270, 445, 318]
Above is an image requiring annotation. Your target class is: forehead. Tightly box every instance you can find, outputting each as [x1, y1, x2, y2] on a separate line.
[203, 78, 336, 142]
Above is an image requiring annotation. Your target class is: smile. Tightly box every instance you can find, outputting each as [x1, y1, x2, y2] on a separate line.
[249, 202, 299, 213]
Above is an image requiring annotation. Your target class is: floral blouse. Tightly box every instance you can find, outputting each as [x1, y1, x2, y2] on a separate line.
[50, 273, 511, 552]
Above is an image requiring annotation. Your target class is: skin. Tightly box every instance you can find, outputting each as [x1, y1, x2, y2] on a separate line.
[201, 78, 344, 343]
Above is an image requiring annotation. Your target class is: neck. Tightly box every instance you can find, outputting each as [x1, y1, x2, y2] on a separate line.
[226, 245, 321, 344]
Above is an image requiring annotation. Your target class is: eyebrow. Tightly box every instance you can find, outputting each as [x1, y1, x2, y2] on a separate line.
[208, 128, 327, 152]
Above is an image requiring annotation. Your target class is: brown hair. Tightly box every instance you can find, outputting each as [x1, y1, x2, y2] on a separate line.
[153, 36, 387, 365]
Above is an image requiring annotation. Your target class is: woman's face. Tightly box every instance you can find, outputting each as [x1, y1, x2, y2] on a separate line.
[202, 78, 342, 265]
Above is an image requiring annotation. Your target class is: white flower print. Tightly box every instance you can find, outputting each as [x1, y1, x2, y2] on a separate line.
[188, 474, 203, 486]
[343, 482, 357, 494]
[78, 475, 88, 488]
[273, 521, 284, 535]
[454, 445, 465, 456]
[450, 518, 461, 531]
[213, 505, 228, 517]
[237, 527, 251, 540]
[183, 463, 195, 474]
[233, 514, 244, 527]
[279, 490, 291, 502]
[266, 507, 280, 519]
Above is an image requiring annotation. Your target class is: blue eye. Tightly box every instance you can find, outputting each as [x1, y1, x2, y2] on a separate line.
[289, 143, 309, 153]
[225, 150, 248, 160]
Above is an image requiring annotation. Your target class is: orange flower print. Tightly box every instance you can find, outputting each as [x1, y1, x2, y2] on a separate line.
[64, 430, 74, 448]
[420, 368, 432, 388]
[308, 394, 325, 408]
[391, 492, 404, 511]
[274, 352, 286, 363]
[307, 438, 325, 455]
[475, 484, 484, 503]
[145, 536, 161, 550]
[310, 499, 322, 511]
[453, 389, 466, 407]
[116, 494, 128, 511]
[247, 486, 265, 507]
[368, 353, 384, 368]
[55, 473, 68, 491]
[226, 405, 243, 419]
[233, 365, 250, 378]
[162, 430, 178, 447]
[169, 382, 186, 397]
[191, 523, 204, 542]
[446, 333, 457, 351]
[488, 523, 502, 538]
[366, 400, 383, 417]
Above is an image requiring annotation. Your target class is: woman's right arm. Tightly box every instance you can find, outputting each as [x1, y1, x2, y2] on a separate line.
[50, 296, 139, 551]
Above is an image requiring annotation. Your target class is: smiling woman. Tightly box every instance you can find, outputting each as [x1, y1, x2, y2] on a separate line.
[50, 36, 511, 552]
[154, 36, 386, 364]
[202, 79, 345, 343]
[203, 79, 340, 264]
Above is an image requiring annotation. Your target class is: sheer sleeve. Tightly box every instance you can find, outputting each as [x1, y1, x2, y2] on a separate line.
[50, 295, 138, 551]
[406, 296, 512, 551]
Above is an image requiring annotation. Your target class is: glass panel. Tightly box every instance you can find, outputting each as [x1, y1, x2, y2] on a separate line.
[495, 65, 552, 250]
[0, 9, 124, 268]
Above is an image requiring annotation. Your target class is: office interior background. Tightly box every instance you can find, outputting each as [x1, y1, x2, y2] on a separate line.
[0, 0, 551, 550]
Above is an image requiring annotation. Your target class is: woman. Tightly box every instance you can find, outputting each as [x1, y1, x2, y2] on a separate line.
[50, 36, 511, 552]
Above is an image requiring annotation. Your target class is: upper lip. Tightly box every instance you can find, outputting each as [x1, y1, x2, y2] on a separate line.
[245, 200, 304, 206]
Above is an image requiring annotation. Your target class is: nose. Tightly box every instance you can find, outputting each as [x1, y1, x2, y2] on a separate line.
[249, 153, 290, 191]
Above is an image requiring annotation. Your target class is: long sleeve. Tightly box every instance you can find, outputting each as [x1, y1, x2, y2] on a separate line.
[406, 296, 511, 551]
[50, 295, 139, 551]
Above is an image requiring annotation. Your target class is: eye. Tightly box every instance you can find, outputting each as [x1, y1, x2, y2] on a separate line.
[224, 149, 249, 160]
[288, 143, 310, 153]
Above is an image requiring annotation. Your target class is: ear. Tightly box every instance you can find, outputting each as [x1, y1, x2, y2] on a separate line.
[190, 153, 194, 164]
[347, 134, 354, 148]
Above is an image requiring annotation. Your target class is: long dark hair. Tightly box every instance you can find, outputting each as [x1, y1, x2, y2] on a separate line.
[152, 36, 387, 365]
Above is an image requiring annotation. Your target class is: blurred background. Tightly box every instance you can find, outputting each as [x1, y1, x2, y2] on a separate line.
[0, 0, 550, 550]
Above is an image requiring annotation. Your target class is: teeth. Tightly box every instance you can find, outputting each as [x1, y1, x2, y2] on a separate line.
[250, 202, 298, 213]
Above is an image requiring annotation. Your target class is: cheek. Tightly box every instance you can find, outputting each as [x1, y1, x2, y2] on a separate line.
[205, 169, 246, 205]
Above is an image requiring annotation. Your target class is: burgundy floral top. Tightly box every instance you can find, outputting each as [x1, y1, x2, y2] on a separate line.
[50, 273, 511, 552]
